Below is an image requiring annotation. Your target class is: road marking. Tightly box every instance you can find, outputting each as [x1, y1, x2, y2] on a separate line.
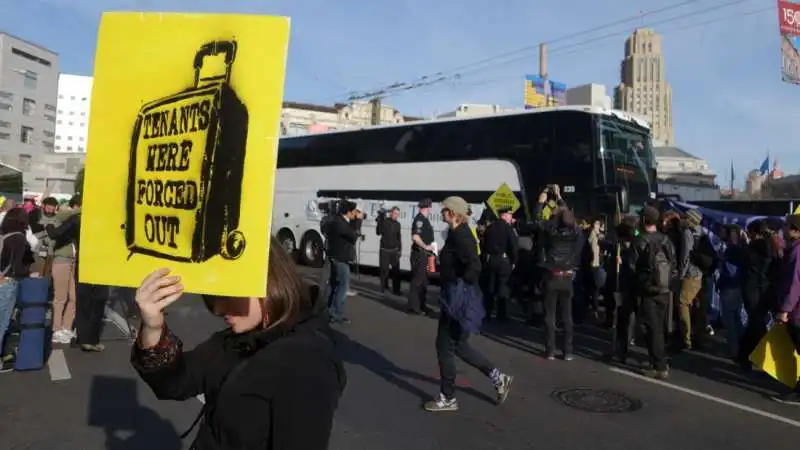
[609, 366, 800, 429]
[196, 394, 205, 404]
[48, 349, 71, 381]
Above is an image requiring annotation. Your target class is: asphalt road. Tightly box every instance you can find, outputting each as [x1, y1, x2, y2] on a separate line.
[1, 266, 799, 450]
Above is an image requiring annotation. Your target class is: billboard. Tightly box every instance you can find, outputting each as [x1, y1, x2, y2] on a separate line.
[779, 0, 800, 84]
[524, 75, 547, 109]
[549, 80, 567, 106]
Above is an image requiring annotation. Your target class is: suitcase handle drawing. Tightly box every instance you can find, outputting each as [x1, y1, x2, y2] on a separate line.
[193, 41, 238, 87]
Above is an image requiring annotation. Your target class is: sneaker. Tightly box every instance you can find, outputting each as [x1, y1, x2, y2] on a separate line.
[771, 392, 800, 406]
[81, 344, 105, 352]
[563, 354, 574, 361]
[0, 361, 13, 374]
[347, 290, 357, 297]
[52, 330, 71, 344]
[424, 393, 459, 412]
[495, 374, 513, 404]
[642, 367, 669, 380]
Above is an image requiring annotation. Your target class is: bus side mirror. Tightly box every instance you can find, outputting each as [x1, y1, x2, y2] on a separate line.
[594, 185, 629, 214]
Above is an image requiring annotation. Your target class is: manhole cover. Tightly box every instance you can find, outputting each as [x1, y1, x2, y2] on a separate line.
[551, 387, 642, 413]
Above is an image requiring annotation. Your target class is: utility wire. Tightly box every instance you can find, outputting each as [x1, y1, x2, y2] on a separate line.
[419, 4, 771, 98]
[336, 0, 739, 102]
[349, 0, 765, 102]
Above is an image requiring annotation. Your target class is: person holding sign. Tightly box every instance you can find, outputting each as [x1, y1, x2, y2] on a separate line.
[131, 238, 347, 448]
[772, 215, 800, 405]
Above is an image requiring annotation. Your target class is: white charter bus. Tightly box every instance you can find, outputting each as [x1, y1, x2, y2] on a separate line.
[271, 105, 656, 269]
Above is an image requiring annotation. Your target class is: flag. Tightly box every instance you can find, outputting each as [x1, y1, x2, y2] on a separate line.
[730, 161, 735, 184]
[758, 155, 769, 176]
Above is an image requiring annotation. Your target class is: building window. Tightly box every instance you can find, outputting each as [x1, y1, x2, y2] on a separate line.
[79, 137, 84, 142]
[67, 136, 73, 141]
[68, 122, 73, 126]
[11, 47, 52, 67]
[20, 126, 34, 144]
[80, 123, 85, 127]
[43, 141, 54, 150]
[0, 102, 11, 111]
[18, 155, 31, 171]
[81, 97, 88, 101]
[67, 146, 73, 151]
[0, 132, 10, 140]
[58, 94, 64, 99]
[57, 109, 63, 114]
[45, 115, 56, 122]
[78, 146, 85, 152]
[22, 71, 38, 89]
[80, 112, 86, 116]
[69, 111, 74, 115]
[55, 145, 61, 150]
[22, 98, 36, 116]
[70, 96, 75, 100]
[0, 91, 12, 100]
[0, 120, 9, 128]
[56, 119, 62, 124]
[44, 104, 56, 112]
[43, 130, 54, 138]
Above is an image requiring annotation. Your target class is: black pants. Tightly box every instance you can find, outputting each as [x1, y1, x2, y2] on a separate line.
[543, 272, 574, 355]
[379, 249, 401, 295]
[614, 289, 640, 356]
[482, 255, 512, 320]
[407, 251, 429, 312]
[75, 282, 109, 346]
[640, 293, 670, 371]
[737, 289, 769, 364]
[436, 312, 494, 399]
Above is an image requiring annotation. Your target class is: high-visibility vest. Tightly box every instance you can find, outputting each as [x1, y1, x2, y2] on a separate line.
[470, 226, 481, 255]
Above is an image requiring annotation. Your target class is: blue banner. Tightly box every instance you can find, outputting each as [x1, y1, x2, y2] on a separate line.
[661, 200, 786, 239]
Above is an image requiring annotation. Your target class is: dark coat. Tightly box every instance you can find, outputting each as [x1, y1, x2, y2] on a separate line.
[131, 289, 347, 449]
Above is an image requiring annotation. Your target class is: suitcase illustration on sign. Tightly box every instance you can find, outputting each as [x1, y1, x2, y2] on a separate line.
[125, 40, 249, 263]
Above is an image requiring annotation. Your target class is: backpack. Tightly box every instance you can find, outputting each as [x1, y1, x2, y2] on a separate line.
[0, 232, 23, 277]
[639, 234, 673, 295]
[691, 234, 717, 275]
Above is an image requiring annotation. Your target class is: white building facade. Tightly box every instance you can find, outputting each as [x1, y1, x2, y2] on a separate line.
[436, 103, 521, 119]
[565, 84, 611, 109]
[54, 73, 92, 153]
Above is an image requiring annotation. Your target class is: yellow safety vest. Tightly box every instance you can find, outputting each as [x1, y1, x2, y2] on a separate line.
[470, 226, 481, 255]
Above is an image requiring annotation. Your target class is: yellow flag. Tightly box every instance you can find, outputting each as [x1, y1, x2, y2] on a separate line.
[750, 323, 800, 387]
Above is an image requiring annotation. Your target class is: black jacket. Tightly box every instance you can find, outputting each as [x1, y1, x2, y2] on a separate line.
[439, 223, 481, 285]
[376, 216, 401, 251]
[323, 215, 358, 262]
[131, 288, 346, 450]
[538, 220, 584, 272]
[45, 213, 81, 260]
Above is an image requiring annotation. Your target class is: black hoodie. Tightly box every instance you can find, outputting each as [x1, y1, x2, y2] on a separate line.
[131, 284, 346, 449]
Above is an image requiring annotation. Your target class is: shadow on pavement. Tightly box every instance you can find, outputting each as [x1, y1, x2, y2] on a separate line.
[330, 329, 496, 405]
[88, 375, 182, 450]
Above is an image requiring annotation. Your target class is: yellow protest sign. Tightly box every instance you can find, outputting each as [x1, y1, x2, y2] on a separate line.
[794, 205, 800, 214]
[80, 12, 290, 297]
[486, 183, 521, 217]
[750, 323, 800, 388]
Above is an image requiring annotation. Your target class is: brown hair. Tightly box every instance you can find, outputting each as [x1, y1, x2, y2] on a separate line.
[0, 207, 29, 234]
[261, 236, 311, 329]
[204, 236, 311, 330]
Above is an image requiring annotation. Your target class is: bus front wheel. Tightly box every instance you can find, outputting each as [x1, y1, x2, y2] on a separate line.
[300, 231, 324, 268]
[276, 229, 298, 262]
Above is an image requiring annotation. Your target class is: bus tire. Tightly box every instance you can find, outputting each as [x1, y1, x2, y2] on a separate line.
[276, 228, 298, 262]
[299, 231, 324, 268]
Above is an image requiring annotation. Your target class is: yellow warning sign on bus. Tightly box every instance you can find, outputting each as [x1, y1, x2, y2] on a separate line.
[487, 183, 521, 217]
[80, 12, 290, 298]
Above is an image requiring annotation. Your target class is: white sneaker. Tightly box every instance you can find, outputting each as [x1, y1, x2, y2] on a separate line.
[52, 330, 71, 344]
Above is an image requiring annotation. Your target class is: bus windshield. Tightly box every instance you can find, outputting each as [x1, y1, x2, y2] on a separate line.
[598, 117, 655, 214]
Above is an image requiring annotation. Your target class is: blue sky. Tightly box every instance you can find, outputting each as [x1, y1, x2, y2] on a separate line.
[0, 0, 792, 186]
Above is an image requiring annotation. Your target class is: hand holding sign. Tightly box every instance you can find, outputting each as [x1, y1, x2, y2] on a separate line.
[136, 268, 184, 331]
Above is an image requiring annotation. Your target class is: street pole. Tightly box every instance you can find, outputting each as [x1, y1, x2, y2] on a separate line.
[539, 43, 549, 106]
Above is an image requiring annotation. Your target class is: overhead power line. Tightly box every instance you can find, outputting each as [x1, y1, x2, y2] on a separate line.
[397, 4, 771, 100]
[336, 0, 761, 103]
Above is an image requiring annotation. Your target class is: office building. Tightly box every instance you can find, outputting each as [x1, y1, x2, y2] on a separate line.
[0, 32, 83, 194]
[614, 28, 674, 145]
[54, 73, 92, 153]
